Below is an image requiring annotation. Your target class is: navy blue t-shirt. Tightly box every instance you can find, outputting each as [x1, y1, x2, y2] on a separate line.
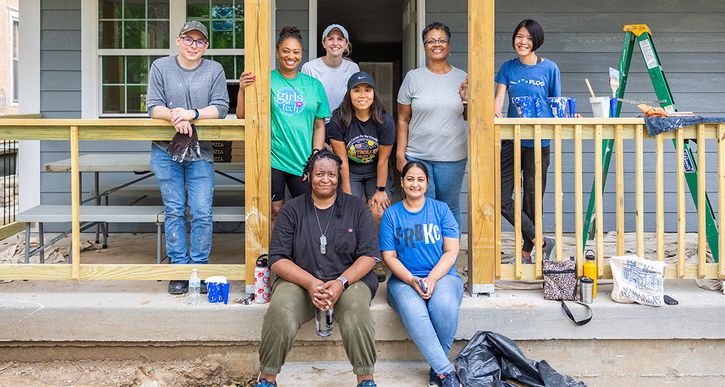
[495, 57, 561, 147]
[379, 199, 460, 278]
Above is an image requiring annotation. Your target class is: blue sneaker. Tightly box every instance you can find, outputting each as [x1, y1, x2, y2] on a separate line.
[439, 371, 462, 387]
[256, 378, 277, 387]
[428, 368, 442, 386]
[357, 380, 377, 387]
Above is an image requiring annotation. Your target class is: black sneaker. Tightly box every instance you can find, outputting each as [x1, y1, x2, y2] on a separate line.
[542, 236, 556, 261]
[200, 280, 208, 294]
[429, 368, 442, 387]
[168, 280, 188, 295]
[439, 371, 462, 387]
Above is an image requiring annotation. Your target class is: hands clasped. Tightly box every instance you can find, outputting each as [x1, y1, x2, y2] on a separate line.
[308, 278, 344, 310]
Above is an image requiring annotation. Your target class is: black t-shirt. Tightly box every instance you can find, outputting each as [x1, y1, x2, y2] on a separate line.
[326, 112, 396, 176]
[268, 192, 380, 297]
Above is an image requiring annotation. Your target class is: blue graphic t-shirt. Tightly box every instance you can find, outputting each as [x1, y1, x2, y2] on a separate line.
[271, 70, 331, 176]
[326, 112, 396, 176]
[379, 199, 460, 278]
[495, 57, 561, 147]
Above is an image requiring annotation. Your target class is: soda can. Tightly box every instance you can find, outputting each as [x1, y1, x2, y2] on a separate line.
[254, 254, 271, 304]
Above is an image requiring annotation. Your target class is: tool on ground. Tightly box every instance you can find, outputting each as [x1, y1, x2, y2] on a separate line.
[582, 24, 719, 263]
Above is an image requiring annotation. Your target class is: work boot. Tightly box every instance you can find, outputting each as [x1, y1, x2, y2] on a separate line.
[168, 280, 188, 295]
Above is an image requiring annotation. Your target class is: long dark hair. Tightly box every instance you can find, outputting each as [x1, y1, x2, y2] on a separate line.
[332, 87, 387, 128]
[276, 26, 303, 49]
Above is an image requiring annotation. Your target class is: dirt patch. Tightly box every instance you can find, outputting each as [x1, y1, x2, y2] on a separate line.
[0, 359, 256, 387]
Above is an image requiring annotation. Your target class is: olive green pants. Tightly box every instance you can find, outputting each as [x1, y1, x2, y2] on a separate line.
[258, 278, 376, 376]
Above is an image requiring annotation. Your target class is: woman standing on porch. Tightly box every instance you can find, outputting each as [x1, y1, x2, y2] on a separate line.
[236, 26, 330, 222]
[494, 19, 560, 263]
[302, 23, 360, 124]
[396, 22, 468, 227]
[380, 161, 463, 387]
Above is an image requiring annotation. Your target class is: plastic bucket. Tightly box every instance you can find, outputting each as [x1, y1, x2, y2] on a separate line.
[548, 97, 569, 118]
[590, 97, 611, 118]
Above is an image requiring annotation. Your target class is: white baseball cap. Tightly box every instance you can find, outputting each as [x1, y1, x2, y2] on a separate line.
[322, 24, 349, 40]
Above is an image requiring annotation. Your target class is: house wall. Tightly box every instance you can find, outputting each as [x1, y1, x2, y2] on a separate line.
[36, 0, 725, 234]
[428, 0, 725, 233]
[0, 0, 19, 114]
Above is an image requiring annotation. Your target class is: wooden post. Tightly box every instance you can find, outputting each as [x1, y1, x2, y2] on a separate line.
[534, 125, 542, 277]
[719, 124, 725, 278]
[244, 0, 271, 289]
[656, 133, 664, 261]
[467, 0, 496, 294]
[595, 124, 603, 275]
[697, 124, 706, 277]
[615, 124, 624, 256]
[70, 126, 81, 279]
[574, 124, 583, 276]
[514, 125, 522, 279]
[554, 124, 563, 261]
[677, 128, 686, 278]
[636, 124, 644, 257]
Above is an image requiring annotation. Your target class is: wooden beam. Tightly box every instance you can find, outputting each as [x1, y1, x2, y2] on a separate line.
[70, 126, 80, 279]
[0, 222, 24, 241]
[0, 264, 245, 281]
[244, 0, 272, 289]
[467, 0, 496, 293]
[500, 262, 720, 280]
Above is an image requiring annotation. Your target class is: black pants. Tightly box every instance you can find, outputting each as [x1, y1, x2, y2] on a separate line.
[500, 141, 550, 253]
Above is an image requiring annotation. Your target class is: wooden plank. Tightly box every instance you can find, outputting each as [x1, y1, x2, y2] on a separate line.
[677, 129, 686, 278]
[495, 119, 721, 140]
[500, 263, 721, 281]
[574, 124, 583, 275]
[0, 264, 245, 281]
[697, 124, 707, 278]
[534, 125, 542, 277]
[554, 124, 563, 261]
[595, 125, 603, 276]
[467, 0, 496, 291]
[615, 124, 624, 256]
[0, 222, 25, 241]
[514, 125, 522, 279]
[70, 126, 80, 280]
[636, 125, 644, 257]
[495, 119, 502, 279]
[656, 133, 665, 261]
[720, 124, 725, 278]
[244, 0, 272, 287]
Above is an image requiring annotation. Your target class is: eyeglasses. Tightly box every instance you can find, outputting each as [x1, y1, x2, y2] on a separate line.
[424, 38, 449, 46]
[180, 35, 208, 48]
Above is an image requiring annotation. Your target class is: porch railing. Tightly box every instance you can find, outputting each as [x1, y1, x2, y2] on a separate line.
[0, 119, 249, 281]
[494, 118, 725, 281]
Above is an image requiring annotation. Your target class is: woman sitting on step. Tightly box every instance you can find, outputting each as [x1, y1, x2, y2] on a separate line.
[379, 161, 464, 387]
[256, 150, 380, 387]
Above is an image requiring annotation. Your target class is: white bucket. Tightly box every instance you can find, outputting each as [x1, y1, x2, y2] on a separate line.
[590, 97, 611, 118]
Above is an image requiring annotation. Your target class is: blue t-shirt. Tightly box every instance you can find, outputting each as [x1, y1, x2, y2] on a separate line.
[379, 199, 460, 278]
[495, 57, 561, 147]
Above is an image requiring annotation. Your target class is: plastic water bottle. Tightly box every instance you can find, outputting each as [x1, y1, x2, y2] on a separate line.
[315, 307, 333, 337]
[188, 268, 201, 306]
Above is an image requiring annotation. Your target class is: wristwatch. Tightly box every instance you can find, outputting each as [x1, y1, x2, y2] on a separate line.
[336, 275, 350, 290]
[376, 186, 386, 192]
[193, 108, 200, 119]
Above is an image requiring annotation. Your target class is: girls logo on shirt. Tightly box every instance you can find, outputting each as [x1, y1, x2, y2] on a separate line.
[274, 87, 305, 115]
[347, 135, 379, 164]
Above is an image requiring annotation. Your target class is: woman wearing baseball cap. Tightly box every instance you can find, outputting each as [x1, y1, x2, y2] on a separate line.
[302, 24, 360, 121]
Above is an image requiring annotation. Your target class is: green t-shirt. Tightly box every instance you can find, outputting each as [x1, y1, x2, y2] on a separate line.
[271, 70, 331, 176]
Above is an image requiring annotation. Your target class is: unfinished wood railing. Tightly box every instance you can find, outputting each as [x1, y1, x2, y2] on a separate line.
[0, 119, 250, 281]
[495, 118, 725, 281]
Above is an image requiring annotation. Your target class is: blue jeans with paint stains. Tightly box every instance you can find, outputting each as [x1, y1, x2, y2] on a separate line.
[151, 145, 214, 264]
[387, 274, 464, 374]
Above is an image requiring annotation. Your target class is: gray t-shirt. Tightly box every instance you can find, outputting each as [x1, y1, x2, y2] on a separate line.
[301, 57, 360, 117]
[147, 56, 230, 162]
[397, 66, 467, 162]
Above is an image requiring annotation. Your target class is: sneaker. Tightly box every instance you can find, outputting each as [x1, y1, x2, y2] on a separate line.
[439, 371, 462, 387]
[168, 280, 188, 295]
[356, 380, 376, 387]
[521, 255, 533, 264]
[541, 237, 556, 261]
[255, 378, 277, 387]
[200, 280, 208, 294]
[428, 368, 442, 386]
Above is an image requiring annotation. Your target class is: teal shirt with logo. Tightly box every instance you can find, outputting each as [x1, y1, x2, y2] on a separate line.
[271, 70, 331, 176]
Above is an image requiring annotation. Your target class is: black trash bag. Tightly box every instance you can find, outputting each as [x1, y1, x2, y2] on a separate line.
[453, 331, 586, 387]
[166, 124, 201, 163]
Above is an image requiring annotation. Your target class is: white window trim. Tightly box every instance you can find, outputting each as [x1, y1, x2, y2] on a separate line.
[8, 7, 19, 106]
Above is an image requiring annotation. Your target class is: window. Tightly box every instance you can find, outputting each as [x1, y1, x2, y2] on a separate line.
[97, 0, 244, 116]
[10, 9, 19, 105]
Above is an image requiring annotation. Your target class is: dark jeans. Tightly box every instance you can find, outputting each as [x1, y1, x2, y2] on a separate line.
[500, 141, 550, 253]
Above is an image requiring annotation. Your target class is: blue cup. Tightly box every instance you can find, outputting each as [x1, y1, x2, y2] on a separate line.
[206, 276, 229, 303]
[609, 97, 618, 118]
[548, 97, 569, 118]
[568, 98, 576, 117]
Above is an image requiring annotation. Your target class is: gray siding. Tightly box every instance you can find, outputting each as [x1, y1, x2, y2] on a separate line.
[428, 0, 725, 233]
[276, 0, 310, 63]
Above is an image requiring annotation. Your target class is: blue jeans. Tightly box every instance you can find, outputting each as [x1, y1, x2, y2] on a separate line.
[406, 157, 467, 227]
[387, 274, 464, 374]
[151, 145, 214, 264]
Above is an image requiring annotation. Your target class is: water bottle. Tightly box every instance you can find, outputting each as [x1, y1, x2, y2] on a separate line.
[315, 307, 334, 337]
[583, 250, 597, 298]
[254, 254, 271, 304]
[188, 268, 201, 306]
[580, 277, 594, 304]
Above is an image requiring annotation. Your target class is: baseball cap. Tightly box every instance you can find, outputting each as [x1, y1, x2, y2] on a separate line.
[179, 20, 209, 40]
[322, 24, 349, 40]
[347, 71, 376, 90]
